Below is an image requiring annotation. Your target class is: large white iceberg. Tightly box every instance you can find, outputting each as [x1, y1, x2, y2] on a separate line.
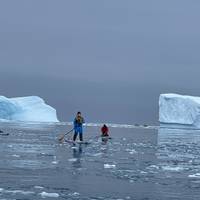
[0, 96, 59, 122]
[159, 93, 200, 128]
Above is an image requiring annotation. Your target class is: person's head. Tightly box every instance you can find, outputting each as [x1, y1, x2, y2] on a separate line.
[103, 124, 107, 127]
[77, 111, 81, 117]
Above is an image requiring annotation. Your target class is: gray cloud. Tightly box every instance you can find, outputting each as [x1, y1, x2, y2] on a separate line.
[0, 0, 200, 124]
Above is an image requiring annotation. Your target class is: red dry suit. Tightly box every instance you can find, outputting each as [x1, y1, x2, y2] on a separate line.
[101, 125, 109, 136]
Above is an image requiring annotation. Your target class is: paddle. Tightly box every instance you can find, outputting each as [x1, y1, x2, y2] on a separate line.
[58, 129, 74, 142]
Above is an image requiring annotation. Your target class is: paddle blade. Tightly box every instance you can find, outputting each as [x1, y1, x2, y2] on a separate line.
[58, 134, 65, 142]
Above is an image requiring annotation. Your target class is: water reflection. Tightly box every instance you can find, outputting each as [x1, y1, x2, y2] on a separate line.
[101, 137, 109, 145]
[72, 145, 83, 169]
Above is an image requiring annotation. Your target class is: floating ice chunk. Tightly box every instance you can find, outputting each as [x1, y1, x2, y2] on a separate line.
[140, 171, 147, 174]
[5, 190, 34, 195]
[12, 154, 20, 158]
[0, 96, 59, 122]
[68, 158, 78, 162]
[52, 161, 58, 164]
[69, 192, 80, 196]
[34, 186, 44, 189]
[93, 153, 103, 157]
[39, 191, 59, 198]
[159, 93, 200, 128]
[161, 166, 185, 172]
[188, 173, 200, 178]
[104, 164, 116, 169]
[126, 149, 137, 154]
[147, 165, 160, 170]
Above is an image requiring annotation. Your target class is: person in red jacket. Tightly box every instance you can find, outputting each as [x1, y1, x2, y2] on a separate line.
[101, 124, 109, 137]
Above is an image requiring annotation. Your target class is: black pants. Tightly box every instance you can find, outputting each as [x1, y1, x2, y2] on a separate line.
[73, 132, 83, 141]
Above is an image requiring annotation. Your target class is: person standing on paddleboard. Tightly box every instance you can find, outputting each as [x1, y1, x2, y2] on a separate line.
[73, 112, 85, 141]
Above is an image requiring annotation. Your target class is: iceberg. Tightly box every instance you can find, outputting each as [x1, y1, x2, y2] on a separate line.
[0, 96, 59, 122]
[159, 93, 200, 128]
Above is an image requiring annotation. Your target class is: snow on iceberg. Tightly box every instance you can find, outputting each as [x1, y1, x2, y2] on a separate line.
[0, 96, 59, 122]
[159, 93, 200, 128]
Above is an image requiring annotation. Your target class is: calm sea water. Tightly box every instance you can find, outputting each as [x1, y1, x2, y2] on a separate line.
[0, 122, 200, 199]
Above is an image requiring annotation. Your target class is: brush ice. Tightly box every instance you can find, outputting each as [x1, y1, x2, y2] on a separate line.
[159, 93, 200, 128]
[0, 96, 59, 122]
[39, 191, 59, 198]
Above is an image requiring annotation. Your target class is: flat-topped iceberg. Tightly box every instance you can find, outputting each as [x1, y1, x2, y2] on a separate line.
[0, 96, 59, 122]
[159, 93, 200, 128]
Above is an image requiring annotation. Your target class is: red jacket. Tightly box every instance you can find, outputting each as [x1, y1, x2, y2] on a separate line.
[101, 126, 109, 136]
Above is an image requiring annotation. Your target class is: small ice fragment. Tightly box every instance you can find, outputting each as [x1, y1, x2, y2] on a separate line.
[34, 186, 44, 189]
[188, 173, 200, 178]
[68, 158, 78, 162]
[93, 153, 103, 157]
[129, 150, 137, 154]
[104, 164, 116, 169]
[147, 165, 159, 170]
[12, 154, 20, 158]
[52, 161, 58, 164]
[162, 166, 184, 172]
[40, 191, 59, 198]
[72, 192, 80, 196]
[5, 190, 34, 195]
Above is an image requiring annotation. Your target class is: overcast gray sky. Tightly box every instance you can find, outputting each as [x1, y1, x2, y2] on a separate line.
[0, 0, 200, 124]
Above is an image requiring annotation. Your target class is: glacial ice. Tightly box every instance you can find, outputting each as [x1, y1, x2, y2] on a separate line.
[0, 96, 59, 122]
[159, 93, 200, 128]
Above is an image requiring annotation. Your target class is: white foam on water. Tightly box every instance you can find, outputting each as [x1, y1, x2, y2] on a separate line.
[39, 191, 59, 198]
[0, 188, 4, 192]
[188, 173, 200, 178]
[104, 164, 116, 169]
[52, 161, 58, 164]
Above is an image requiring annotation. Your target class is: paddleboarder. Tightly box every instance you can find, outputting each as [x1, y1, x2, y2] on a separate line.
[101, 124, 109, 137]
[73, 112, 85, 142]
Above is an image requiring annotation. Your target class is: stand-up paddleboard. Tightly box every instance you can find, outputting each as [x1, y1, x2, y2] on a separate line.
[101, 136, 112, 139]
[65, 139, 91, 145]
